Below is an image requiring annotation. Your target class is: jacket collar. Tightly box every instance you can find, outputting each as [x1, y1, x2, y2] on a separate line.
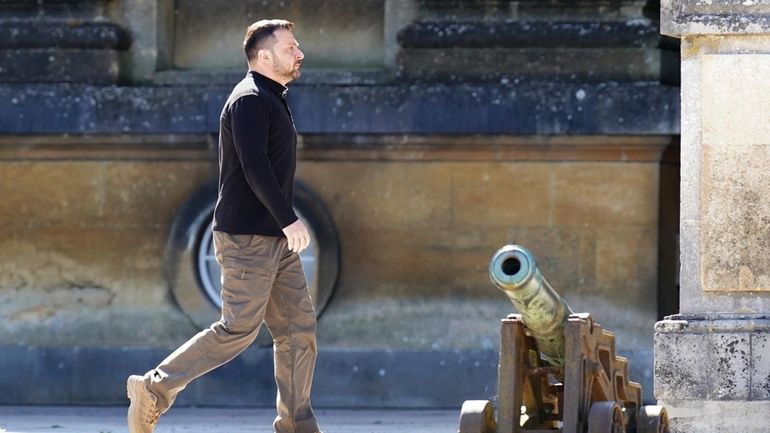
[247, 70, 288, 99]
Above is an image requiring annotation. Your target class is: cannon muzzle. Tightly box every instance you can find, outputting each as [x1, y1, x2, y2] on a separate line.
[489, 245, 573, 366]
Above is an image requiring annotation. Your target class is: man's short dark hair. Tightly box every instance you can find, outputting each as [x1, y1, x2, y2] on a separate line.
[243, 19, 294, 61]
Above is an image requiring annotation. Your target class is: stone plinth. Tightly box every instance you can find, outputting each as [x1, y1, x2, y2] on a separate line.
[655, 315, 770, 431]
[656, 1, 770, 432]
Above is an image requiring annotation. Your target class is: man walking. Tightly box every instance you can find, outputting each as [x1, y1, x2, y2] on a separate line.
[127, 19, 321, 433]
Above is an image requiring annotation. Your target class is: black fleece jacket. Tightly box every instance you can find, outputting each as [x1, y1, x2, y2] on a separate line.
[213, 71, 299, 236]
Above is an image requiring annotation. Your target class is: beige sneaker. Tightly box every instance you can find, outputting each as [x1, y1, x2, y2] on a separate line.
[127, 374, 161, 433]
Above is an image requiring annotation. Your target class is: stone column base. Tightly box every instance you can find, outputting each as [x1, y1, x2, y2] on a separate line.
[655, 315, 770, 433]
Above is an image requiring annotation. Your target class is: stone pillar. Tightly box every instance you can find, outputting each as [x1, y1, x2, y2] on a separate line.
[655, 2, 770, 432]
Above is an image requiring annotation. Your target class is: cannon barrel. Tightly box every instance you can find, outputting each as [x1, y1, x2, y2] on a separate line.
[489, 245, 573, 367]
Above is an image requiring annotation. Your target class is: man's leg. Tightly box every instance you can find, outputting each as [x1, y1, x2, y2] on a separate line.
[143, 233, 283, 411]
[264, 243, 320, 433]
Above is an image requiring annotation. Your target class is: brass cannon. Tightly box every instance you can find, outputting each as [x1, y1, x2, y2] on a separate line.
[458, 245, 669, 433]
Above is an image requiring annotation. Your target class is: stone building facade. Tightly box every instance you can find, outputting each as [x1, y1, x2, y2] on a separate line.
[0, 0, 679, 406]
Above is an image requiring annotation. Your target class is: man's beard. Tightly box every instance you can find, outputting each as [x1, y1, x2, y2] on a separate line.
[272, 54, 301, 82]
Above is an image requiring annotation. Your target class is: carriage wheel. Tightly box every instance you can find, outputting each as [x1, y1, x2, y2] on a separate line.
[588, 401, 626, 433]
[637, 405, 671, 433]
[458, 400, 496, 433]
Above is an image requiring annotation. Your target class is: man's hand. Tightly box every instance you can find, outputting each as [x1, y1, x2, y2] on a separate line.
[282, 219, 310, 253]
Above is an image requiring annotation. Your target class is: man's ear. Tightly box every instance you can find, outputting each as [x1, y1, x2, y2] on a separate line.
[258, 49, 271, 64]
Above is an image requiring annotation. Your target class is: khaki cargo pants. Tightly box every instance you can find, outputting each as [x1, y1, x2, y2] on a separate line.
[145, 231, 320, 433]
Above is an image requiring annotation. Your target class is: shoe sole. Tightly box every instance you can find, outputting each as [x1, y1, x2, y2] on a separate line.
[126, 375, 144, 433]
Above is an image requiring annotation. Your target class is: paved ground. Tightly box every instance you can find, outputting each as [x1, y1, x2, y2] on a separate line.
[0, 407, 460, 433]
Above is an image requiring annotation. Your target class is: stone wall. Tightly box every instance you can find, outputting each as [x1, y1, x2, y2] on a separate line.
[0, 133, 669, 404]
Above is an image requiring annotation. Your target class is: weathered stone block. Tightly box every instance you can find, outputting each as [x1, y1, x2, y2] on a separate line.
[550, 163, 659, 227]
[449, 162, 552, 228]
[595, 227, 659, 294]
[657, 400, 770, 433]
[656, 319, 770, 432]
[655, 317, 770, 401]
[701, 54, 770, 147]
[0, 162, 104, 228]
[299, 161, 452, 231]
[101, 162, 211, 226]
[656, 323, 750, 400]
[0, 225, 167, 298]
[752, 333, 770, 400]
[661, 0, 770, 36]
[0, 160, 210, 229]
[698, 54, 770, 292]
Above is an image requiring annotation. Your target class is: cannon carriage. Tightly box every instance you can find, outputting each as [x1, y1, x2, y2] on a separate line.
[458, 245, 670, 433]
